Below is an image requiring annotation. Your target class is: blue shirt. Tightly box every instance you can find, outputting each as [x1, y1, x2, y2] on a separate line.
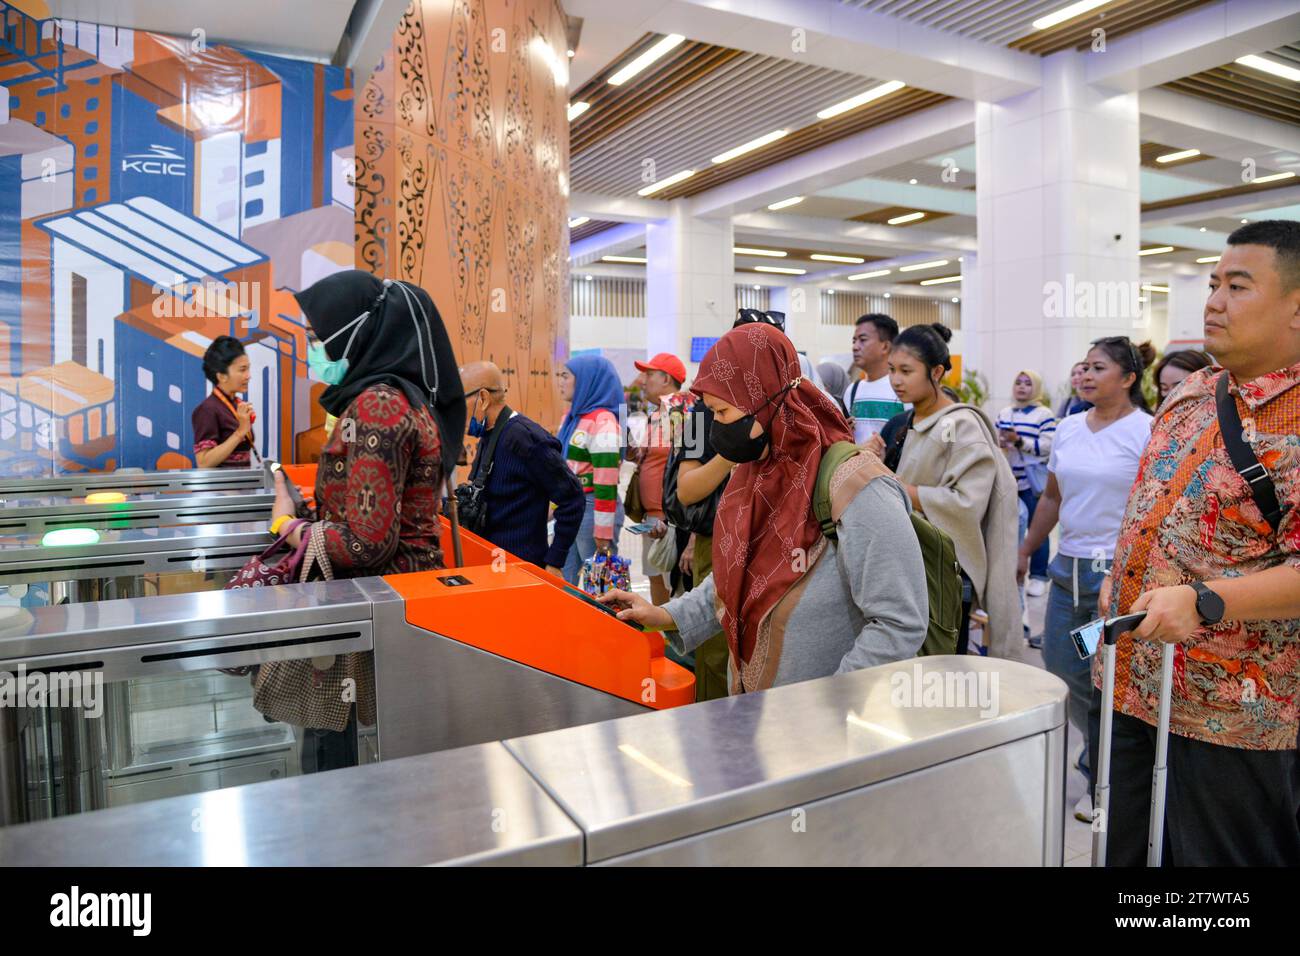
[473, 410, 585, 568]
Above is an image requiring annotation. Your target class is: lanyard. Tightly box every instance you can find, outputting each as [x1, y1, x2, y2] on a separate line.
[214, 388, 255, 449]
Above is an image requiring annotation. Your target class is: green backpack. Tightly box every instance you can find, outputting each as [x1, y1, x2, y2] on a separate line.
[813, 441, 962, 656]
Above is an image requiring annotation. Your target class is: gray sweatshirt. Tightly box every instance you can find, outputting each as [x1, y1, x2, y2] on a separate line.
[663, 477, 928, 687]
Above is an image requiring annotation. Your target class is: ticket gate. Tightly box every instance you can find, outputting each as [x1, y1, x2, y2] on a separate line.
[0, 466, 267, 498]
[0, 657, 1068, 866]
[0, 559, 693, 827]
[0, 490, 277, 536]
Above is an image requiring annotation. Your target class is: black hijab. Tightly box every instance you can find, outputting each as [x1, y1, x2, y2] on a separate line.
[294, 270, 465, 476]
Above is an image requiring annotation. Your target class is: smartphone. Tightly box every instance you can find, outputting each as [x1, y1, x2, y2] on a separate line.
[1070, 618, 1105, 660]
[1071, 612, 1149, 660]
[625, 522, 656, 535]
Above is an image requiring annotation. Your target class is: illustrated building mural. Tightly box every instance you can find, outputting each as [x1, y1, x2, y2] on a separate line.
[0, 1, 354, 475]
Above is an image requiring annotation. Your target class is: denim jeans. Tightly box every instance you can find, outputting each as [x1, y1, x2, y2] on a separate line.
[1042, 552, 1109, 782]
[1019, 487, 1050, 579]
[562, 494, 625, 585]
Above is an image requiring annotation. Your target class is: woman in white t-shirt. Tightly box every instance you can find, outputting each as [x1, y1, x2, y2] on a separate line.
[1017, 336, 1154, 821]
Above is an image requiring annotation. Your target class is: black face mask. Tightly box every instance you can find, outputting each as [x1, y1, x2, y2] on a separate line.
[708, 380, 798, 463]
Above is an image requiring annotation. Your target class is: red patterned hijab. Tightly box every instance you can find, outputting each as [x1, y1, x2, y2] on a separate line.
[691, 324, 853, 668]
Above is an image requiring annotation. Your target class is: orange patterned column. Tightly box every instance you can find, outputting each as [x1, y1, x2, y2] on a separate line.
[355, 0, 570, 431]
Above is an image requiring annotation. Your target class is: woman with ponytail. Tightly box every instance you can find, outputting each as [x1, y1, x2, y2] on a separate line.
[868, 323, 1022, 658]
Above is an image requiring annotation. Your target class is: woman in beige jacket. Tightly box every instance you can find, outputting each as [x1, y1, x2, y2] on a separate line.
[868, 323, 1022, 657]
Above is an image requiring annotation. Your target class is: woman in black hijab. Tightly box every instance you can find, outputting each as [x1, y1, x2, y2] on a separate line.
[263, 269, 465, 772]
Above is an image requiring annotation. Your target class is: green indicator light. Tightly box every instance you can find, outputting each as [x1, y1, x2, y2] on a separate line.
[41, 528, 101, 547]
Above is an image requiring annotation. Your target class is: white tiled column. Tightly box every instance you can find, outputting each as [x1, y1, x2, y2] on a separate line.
[1167, 271, 1208, 350]
[645, 201, 735, 379]
[974, 50, 1141, 410]
[769, 283, 819, 361]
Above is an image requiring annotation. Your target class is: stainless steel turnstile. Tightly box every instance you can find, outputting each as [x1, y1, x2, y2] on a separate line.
[0, 466, 266, 499]
[0, 490, 275, 536]
[0, 575, 653, 828]
[0, 657, 1068, 865]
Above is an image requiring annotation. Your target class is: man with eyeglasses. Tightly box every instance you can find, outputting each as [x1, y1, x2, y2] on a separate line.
[458, 361, 584, 576]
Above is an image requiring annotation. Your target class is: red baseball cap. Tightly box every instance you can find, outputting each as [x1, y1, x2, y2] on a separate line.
[635, 352, 687, 386]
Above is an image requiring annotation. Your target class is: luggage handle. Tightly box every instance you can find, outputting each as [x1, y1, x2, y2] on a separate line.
[1091, 611, 1177, 868]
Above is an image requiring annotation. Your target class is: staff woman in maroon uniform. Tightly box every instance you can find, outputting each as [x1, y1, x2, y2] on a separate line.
[192, 336, 257, 468]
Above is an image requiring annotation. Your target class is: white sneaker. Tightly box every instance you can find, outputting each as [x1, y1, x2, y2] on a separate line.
[1026, 578, 1047, 597]
[1074, 792, 1093, 823]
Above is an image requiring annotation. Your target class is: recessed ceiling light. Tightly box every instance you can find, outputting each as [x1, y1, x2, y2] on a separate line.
[567, 101, 589, 122]
[887, 211, 926, 225]
[1032, 0, 1110, 31]
[827, 289, 835, 295]
[957, 256, 964, 262]
[1155, 148, 1201, 164]
[637, 169, 694, 196]
[909, 178, 918, 185]
[602, 255, 646, 264]
[883, 293, 891, 298]
[1196, 255, 1221, 264]
[810, 253, 866, 264]
[566, 49, 575, 58]
[568, 216, 590, 228]
[1141, 284, 1169, 293]
[1241, 219, 1249, 224]
[920, 275, 962, 285]
[752, 284, 761, 290]
[1251, 171, 1297, 185]
[754, 265, 806, 275]
[816, 80, 905, 120]
[1234, 54, 1300, 83]
[1199, 227, 1206, 232]
[898, 259, 949, 272]
[847, 269, 891, 281]
[712, 129, 789, 165]
[951, 297, 959, 303]
[584, 275, 593, 281]
[608, 34, 685, 86]
[767, 196, 804, 211]
[734, 246, 786, 257]
[1138, 246, 1175, 256]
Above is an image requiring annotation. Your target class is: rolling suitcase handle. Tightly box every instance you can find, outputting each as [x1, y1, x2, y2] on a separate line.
[1091, 611, 1176, 867]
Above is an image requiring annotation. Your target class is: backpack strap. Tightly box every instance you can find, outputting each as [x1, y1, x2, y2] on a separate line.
[1215, 374, 1282, 535]
[814, 441, 892, 540]
[848, 379, 859, 417]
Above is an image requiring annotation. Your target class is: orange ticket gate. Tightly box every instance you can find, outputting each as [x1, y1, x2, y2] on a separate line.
[373, 561, 695, 760]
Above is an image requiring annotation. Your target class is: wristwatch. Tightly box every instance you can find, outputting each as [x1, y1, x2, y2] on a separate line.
[1190, 582, 1225, 625]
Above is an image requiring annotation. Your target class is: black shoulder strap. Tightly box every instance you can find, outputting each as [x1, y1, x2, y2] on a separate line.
[1215, 374, 1282, 534]
[849, 378, 859, 412]
[470, 407, 511, 487]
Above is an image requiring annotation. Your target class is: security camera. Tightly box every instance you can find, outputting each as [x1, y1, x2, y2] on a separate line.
[1114, 233, 1122, 242]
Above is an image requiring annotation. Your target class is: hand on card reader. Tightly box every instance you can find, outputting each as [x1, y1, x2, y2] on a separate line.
[563, 585, 645, 631]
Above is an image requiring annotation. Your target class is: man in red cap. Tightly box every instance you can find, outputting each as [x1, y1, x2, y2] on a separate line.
[630, 352, 691, 605]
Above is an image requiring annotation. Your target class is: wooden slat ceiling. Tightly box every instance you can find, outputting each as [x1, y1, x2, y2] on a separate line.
[841, 0, 1214, 53]
[1008, 0, 1215, 55]
[569, 33, 951, 200]
[653, 88, 951, 201]
[570, 219, 619, 243]
[849, 205, 953, 227]
[1162, 44, 1300, 127]
[1140, 141, 1212, 169]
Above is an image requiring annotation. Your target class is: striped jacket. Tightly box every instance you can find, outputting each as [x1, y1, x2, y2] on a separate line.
[995, 403, 1057, 491]
[565, 408, 621, 541]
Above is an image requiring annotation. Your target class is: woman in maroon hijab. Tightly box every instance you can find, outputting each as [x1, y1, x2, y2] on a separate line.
[600, 323, 927, 693]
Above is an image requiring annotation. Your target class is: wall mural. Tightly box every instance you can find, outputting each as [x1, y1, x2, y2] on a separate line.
[356, 0, 570, 433]
[0, 4, 354, 476]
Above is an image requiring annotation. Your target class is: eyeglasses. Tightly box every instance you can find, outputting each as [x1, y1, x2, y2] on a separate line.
[734, 308, 786, 332]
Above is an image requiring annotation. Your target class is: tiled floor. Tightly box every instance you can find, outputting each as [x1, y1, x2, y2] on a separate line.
[615, 463, 1092, 865]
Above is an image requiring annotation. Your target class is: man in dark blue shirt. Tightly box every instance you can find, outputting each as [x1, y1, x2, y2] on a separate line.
[459, 362, 584, 574]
